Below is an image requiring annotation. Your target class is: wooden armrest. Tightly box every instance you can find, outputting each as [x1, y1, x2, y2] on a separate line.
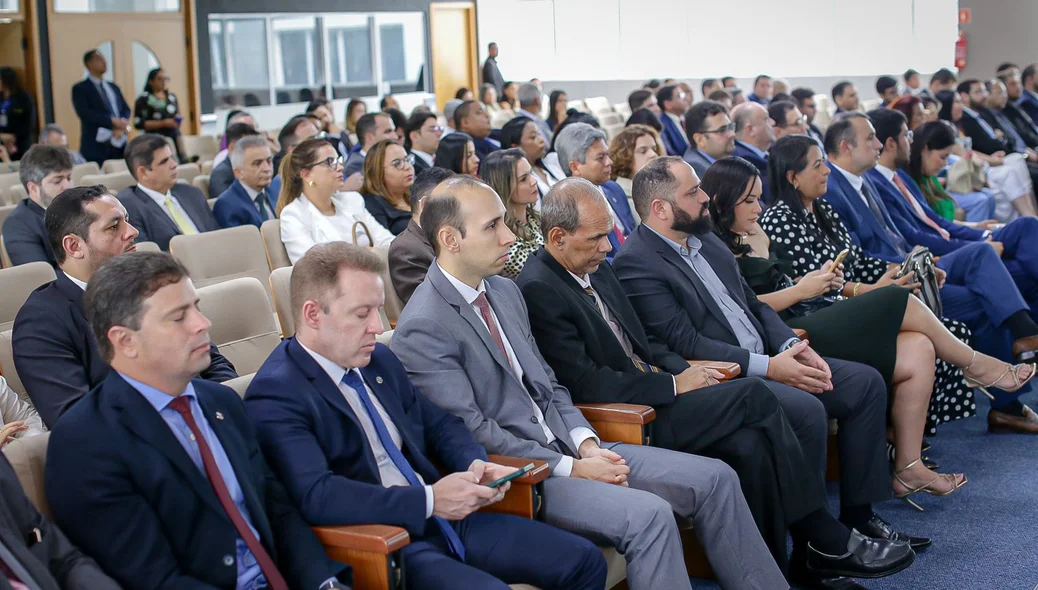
[793, 328, 808, 339]
[487, 455, 550, 485]
[313, 524, 409, 554]
[685, 360, 741, 380]
[576, 403, 655, 446]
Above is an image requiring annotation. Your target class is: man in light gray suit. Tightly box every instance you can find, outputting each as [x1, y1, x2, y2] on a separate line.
[391, 176, 788, 590]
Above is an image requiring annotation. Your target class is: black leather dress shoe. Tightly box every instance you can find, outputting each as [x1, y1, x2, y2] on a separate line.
[806, 529, 915, 578]
[858, 515, 932, 552]
[788, 553, 868, 589]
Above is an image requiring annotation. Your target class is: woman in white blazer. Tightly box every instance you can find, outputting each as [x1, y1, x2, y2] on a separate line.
[276, 137, 395, 264]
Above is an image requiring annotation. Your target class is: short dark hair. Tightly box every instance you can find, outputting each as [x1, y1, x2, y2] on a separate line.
[790, 87, 815, 107]
[434, 132, 474, 174]
[379, 95, 396, 110]
[46, 185, 109, 265]
[19, 144, 73, 189]
[1024, 64, 1038, 85]
[125, 134, 172, 179]
[701, 78, 718, 96]
[420, 177, 488, 255]
[931, 68, 957, 86]
[488, 42, 497, 50]
[768, 101, 798, 127]
[997, 62, 1019, 74]
[684, 100, 728, 137]
[452, 100, 480, 130]
[410, 167, 455, 213]
[771, 92, 791, 104]
[708, 89, 732, 102]
[867, 108, 908, 148]
[625, 108, 662, 132]
[823, 111, 869, 155]
[956, 79, 981, 95]
[278, 115, 316, 150]
[404, 111, 438, 151]
[645, 79, 661, 90]
[85, 252, 189, 362]
[831, 80, 854, 100]
[627, 89, 653, 112]
[83, 49, 100, 66]
[355, 112, 385, 143]
[224, 122, 259, 147]
[305, 98, 332, 115]
[903, 68, 919, 82]
[656, 85, 680, 106]
[753, 74, 771, 86]
[385, 108, 407, 135]
[876, 75, 898, 95]
[720, 76, 736, 86]
[631, 156, 683, 221]
[499, 116, 534, 148]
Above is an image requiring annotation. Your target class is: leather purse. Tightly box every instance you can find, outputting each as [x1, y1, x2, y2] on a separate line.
[351, 220, 373, 247]
[897, 247, 943, 317]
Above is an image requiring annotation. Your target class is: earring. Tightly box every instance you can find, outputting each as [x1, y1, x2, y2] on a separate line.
[307, 180, 316, 187]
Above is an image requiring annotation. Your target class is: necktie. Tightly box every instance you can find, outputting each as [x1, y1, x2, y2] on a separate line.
[97, 80, 118, 117]
[891, 174, 950, 239]
[861, 182, 908, 255]
[613, 226, 626, 245]
[583, 285, 658, 372]
[254, 194, 269, 221]
[0, 538, 32, 590]
[164, 197, 198, 235]
[166, 396, 288, 590]
[341, 371, 466, 560]
[473, 293, 510, 363]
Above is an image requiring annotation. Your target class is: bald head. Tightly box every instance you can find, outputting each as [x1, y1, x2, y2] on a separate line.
[731, 102, 775, 150]
[541, 178, 615, 276]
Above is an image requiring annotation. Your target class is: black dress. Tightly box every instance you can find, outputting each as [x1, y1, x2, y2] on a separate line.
[759, 200, 976, 433]
[362, 193, 411, 235]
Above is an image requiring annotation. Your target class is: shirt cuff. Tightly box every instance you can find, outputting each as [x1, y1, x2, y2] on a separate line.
[569, 427, 598, 453]
[424, 485, 435, 519]
[982, 230, 993, 239]
[672, 375, 677, 396]
[110, 134, 127, 148]
[747, 352, 771, 378]
[552, 455, 574, 477]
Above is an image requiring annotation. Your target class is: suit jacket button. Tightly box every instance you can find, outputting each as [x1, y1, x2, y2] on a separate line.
[530, 416, 538, 424]
[223, 555, 234, 566]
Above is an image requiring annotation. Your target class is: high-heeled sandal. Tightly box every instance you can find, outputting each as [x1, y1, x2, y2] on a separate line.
[962, 351, 1037, 401]
[893, 458, 967, 512]
[886, 442, 938, 469]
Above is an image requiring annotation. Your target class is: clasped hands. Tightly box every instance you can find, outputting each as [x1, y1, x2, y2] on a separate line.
[431, 459, 516, 520]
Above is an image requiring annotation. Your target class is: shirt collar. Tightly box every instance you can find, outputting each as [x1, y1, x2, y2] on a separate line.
[297, 339, 349, 386]
[700, 149, 717, 164]
[645, 224, 701, 257]
[119, 372, 196, 414]
[874, 164, 897, 182]
[567, 270, 592, 289]
[88, 75, 105, 86]
[664, 112, 683, 125]
[738, 140, 768, 160]
[137, 183, 172, 207]
[829, 161, 864, 192]
[240, 182, 261, 200]
[438, 263, 487, 305]
[411, 150, 434, 166]
[962, 106, 981, 119]
[62, 270, 88, 291]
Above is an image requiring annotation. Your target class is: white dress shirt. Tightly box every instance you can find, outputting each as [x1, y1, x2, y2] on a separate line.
[63, 271, 88, 291]
[411, 150, 434, 168]
[298, 341, 435, 518]
[137, 184, 200, 234]
[241, 182, 275, 220]
[438, 264, 597, 476]
[664, 112, 689, 143]
[830, 162, 869, 209]
[279, 191, 395, 264]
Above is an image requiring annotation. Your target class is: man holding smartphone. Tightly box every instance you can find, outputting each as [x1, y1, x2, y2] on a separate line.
[244, 242, 607, 590]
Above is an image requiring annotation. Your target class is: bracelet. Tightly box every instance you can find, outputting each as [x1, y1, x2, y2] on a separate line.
[852, 282, 861, 297]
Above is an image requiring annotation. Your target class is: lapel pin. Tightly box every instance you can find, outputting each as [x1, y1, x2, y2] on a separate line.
[215, 411, 225, 420]
[375, 376, 384, 384]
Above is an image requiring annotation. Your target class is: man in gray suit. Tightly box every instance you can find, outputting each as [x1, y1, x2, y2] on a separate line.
[683, 100, 736, 178]
[391, 176, 788, 590]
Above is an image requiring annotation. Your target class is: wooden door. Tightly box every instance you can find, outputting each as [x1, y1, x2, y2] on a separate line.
[47, 9, 192, 152]
[429, 2, 477, 113]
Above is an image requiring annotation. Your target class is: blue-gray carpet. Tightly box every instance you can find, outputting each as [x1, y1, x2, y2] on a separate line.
[692, 390, 1038, 590]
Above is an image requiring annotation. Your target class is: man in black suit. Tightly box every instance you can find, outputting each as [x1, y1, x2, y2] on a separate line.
[1, 145, 72, 267]
[116, 134, 220, 251]
[404, 111, 441, 176]
[791, 88, 826, 145]
[44, 251, 351, 590]
[958, 79, 1038, 192]
[1000, 70, 1038, 148]
[481, 42, 504, 94]
[13, 185, 236, 428]
[0, 449, 121, 589]
[613, 157, 925, 587]
[207, 122, 260, 199]
[516, 178, 915, 582]
[454, 100, 500, 163]
[70, 49, 130, 165]
[730, 101, 774, 202]
[387, 167, 453, 303]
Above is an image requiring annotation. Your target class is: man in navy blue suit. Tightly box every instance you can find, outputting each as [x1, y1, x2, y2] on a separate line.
[656, 84, 691, 156]
[70, 50, 130, 165]
[45, 251, 352, 590]
[746, 74, 773, 106]
[213, 135, 277, 229]
[554, 122, 635, 260]
[244, 242, 606, 590]
[1017, 64, 1038, 123]
[731, 102, 774, 203]
[2, 145, 73, 267]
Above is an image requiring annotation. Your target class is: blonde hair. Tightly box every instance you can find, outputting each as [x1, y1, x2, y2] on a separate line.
[360, 140, 411, 211]
[609, 124, 663, 180]
[276, 138, 334, 215]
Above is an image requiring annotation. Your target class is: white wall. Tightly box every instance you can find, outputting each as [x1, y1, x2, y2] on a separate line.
[477, 0, 959, 82]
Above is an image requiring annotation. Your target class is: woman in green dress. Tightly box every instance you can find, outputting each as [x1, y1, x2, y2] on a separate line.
[705, 151, 1032, 508]
[481, 148, 543, 278]
[133, 68, 182, 160]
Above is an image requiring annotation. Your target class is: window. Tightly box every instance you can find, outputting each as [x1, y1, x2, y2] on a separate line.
[211, 17, 271, 107]
[376, 13, 425, 94]
[272, 16, 325, 104]
[0, 0, 18, 13]
[325, 14, 376, 99]
[55, 0, 178, 12]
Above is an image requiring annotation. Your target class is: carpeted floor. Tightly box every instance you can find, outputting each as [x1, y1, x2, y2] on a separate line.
[692, 390, 1038, 590]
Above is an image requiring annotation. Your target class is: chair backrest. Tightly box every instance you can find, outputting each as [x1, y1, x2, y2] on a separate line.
[201, 159, 215, 175]
[178, 135, 220, 162]
[269, 266, 294, 337]
[613, 103, 632, 119]
[0, 204, 17, 235]
[491, 109, 515, 129]
[134, 241, 160, 252]
[813, 93, 834, 133]
[193, 174, 210, 197]
[566, 99, 589, 113]
[2, 432, 51, 519]
[81, 172, 136, 194]
[0, 172, 20, 196]
[0, 237, 11, 268]
[371, 244, 404, 326]
[0, 261, 56, 331]
[223, 373, 255, 398]
[0, 329, 25, 398]
[71, 162, 101, 186]
[177, 163, 202, 185]
[101, 159, 128, 174]
[6, 183, 27, 205]
[197, 277, 281, 375]
[260, 219, 291, 270]
[583, 96, 611, 115]
[207, 197, 217, 210]
[169, 225, 273, 304]
[598, 112, 623, 127]
[603, 123, 623, 141]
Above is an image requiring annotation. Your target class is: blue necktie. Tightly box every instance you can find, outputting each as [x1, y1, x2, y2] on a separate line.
[341, 370, 466, 560]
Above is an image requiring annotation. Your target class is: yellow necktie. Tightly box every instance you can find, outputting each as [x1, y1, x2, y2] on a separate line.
[164, 197, 197, 235]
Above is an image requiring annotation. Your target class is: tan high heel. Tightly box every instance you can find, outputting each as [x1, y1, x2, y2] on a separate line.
[893, 458, 967, 512]
[962, 351, 1036, 401]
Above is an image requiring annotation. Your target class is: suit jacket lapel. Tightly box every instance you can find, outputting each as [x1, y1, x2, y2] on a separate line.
[0, 532, 42, 590]
[55, 272, 87, 322]
[589, 268, 655, 361]
[172, 185, 209, 231]
[134, 186, 181, 236]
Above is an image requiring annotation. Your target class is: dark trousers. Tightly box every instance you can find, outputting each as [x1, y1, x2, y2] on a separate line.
[401, 512, 607, 590]
[652, 376, 824, 571]
[765, 357, 890, 509]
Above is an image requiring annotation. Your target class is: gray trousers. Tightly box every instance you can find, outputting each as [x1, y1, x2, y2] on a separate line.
[540, 443, 787, 590]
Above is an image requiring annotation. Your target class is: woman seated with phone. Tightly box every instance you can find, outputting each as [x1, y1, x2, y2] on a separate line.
[705, 151, 1034, 509]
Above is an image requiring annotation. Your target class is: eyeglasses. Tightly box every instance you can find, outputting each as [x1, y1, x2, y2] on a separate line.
[905, 130, 914, 142]
[701, 122, 737, 135]
[423, 125, 444, 134]
[387, 153, 416, 171]
[778, 115, 809, 128]
[309, 155, 345, 170]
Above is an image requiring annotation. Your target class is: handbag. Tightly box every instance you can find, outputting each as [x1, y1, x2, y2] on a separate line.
[351, 220, 373, 247]
[897, 247, 943, 317]
[779, 275, 839, 318]
[945, 154, 986, 193]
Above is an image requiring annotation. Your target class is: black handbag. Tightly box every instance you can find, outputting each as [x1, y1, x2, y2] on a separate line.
[897, 247, 943, 317]
[779, 275, 839, 318]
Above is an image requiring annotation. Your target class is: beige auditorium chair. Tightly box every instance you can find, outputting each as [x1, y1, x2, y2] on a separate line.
[0, 204, 17, 235]
[613, 103, 632, 120]
[71, 162, 101, 186]
[583, 96, 612, 117]
[81, 171, 136, 194]
[566, 99, 589, 113]
[2, 433, 52, 519]
[177, 163, 202, 185]
[0, 261, 55, 331]
[813, 94, 835, 133]
[178, 135, 220, 163]
[598, 112, 624, 127]
[0, 172, 20, 196]
[169, 225, 273, 305]
[1, 238, 11, 268]
[6, 184, 27, 206]
[134, 241, 160, 252]
[201, 160, 215, 175]
[197, 276, 281, 378]
[0, 329, 25, 397]
[260, 219, 291, 270]
[603, 123, 623, 141]
[100, 159, 127, 174]
[193, 174, 210, 197]
[490, 109, 515, 129]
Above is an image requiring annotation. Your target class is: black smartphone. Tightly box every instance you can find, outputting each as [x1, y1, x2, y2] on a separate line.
[486, 463, 535, 488]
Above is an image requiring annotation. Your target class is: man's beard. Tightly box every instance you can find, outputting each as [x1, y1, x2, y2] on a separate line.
[671, 202, 713, 235]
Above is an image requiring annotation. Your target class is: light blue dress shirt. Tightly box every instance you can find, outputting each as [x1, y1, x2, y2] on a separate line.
[122, 374, 266, 590]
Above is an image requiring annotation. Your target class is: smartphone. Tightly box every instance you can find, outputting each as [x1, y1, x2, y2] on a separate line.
[486, 463, 535, 488]
[831, 248, 850, 269]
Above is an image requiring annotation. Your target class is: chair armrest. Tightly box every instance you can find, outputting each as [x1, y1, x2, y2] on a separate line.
[575, 403, 655, 446]
[482, 456, 550, 519]
[486, 455, 550, 485]
[685, 360, 741, 380]
[793, 328, 808, 339]
[313, 525, 409, 590]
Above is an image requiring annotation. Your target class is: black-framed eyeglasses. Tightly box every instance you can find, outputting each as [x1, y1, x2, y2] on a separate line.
[308, 155, 345, 170]
[387, 153, 416, 171]
[701, 122, 736, 135]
